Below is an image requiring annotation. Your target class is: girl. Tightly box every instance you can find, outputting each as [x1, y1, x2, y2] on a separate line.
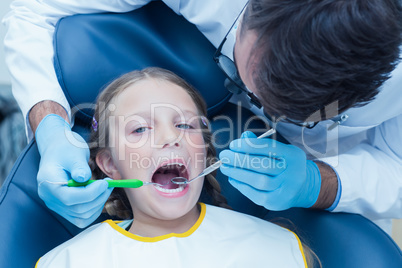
[36, 67, 315, 267]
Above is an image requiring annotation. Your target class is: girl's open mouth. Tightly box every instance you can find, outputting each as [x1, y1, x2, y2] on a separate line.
[151, 162, 189, 193]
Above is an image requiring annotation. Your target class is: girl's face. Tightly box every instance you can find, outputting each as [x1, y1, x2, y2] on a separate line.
[97, 78, 207, 224]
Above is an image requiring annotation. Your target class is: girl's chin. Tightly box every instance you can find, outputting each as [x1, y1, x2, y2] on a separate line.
[151, 200, 199, 219]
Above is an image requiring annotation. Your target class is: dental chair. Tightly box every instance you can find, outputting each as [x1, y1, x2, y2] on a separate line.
[1, 2, 401, 267]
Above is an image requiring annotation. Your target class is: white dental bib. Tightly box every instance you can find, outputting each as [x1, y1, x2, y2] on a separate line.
[36, 203, 307, 267]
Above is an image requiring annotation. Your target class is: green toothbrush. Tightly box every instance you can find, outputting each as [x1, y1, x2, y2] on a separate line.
[57, 179, 165, 188]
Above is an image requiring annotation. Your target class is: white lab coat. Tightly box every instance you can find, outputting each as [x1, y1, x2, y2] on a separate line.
[3, 0, 402, 231]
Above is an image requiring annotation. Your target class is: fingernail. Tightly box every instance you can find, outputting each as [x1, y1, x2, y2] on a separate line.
[241, 131, 249, 139]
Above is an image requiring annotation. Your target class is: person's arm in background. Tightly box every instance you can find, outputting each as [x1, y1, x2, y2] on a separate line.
[310, 161, 338, 209]
[29, 101, 69, 133]
[3, 0, 152, 227]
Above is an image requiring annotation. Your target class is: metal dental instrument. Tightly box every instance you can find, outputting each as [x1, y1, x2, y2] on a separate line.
[171, 128, 276, 185]
[51, 179, 168, 188]
[171, 160, 223, 185]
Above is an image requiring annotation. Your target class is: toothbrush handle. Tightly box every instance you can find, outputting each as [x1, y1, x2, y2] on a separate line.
[107, 179, 144, 188]
[67, 179, 144, 188]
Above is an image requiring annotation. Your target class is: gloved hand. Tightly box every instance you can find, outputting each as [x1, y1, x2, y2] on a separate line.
[35, 114, 113, 228]
[219, 131, 321, 210]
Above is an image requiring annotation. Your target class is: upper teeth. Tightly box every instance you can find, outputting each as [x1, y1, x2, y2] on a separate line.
[163, 163, 184, 168]
[160, 163, 184, 168]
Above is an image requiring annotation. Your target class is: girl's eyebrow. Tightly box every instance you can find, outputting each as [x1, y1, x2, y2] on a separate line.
[173, 110, 202, 122]
[180, 110, 198, 117]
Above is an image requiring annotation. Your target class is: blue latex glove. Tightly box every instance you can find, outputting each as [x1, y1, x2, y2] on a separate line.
[219, 131, 321, 210]
[35, 114, 113, 228]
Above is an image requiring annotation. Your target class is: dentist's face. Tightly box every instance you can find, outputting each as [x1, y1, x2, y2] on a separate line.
[106, 78, 207, 222]
[234, 26, 259, 97]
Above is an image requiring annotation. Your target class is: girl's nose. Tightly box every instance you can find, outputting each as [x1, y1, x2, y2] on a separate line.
[155, 126, 181, 149]
[162, 140, 180, 149]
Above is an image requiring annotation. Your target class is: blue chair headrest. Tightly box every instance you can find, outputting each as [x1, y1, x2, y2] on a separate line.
[53, 1, 231, 124]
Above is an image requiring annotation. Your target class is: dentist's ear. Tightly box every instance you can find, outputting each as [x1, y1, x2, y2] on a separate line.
[96, 150, 122, 180]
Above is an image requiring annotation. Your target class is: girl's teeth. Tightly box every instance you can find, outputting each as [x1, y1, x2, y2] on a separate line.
[155, 185, 185, 193]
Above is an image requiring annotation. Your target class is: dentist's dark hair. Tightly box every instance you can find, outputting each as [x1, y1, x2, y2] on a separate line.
[89, 67, 230, 219]
[242, 0, 402, 121]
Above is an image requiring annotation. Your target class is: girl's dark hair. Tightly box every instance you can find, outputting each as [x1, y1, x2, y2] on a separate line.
[89, 67, 230, 219]
[243, 0, 402, 121]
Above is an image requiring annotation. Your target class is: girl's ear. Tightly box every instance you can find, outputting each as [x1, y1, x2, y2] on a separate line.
[96, 150, 122, 180]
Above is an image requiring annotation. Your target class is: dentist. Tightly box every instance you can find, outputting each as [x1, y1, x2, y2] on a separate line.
[3, 0, 402, 232]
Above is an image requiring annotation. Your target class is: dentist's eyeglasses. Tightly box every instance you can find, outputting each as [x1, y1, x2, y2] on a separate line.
[213, 4, 320, 129]
[213, 3, 262, 109]
[287, 119, 319, 129]
[268, 113, 321, 129]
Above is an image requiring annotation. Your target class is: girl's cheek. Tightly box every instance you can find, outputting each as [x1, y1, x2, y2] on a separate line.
[184, 132, 206, 149]
[115, 135, 152, 161]
[126, 132, 151, 145]
[125, 147, 151, 172]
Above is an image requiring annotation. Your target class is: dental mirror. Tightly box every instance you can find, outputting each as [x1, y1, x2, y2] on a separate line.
[170, 177, 188, 185]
